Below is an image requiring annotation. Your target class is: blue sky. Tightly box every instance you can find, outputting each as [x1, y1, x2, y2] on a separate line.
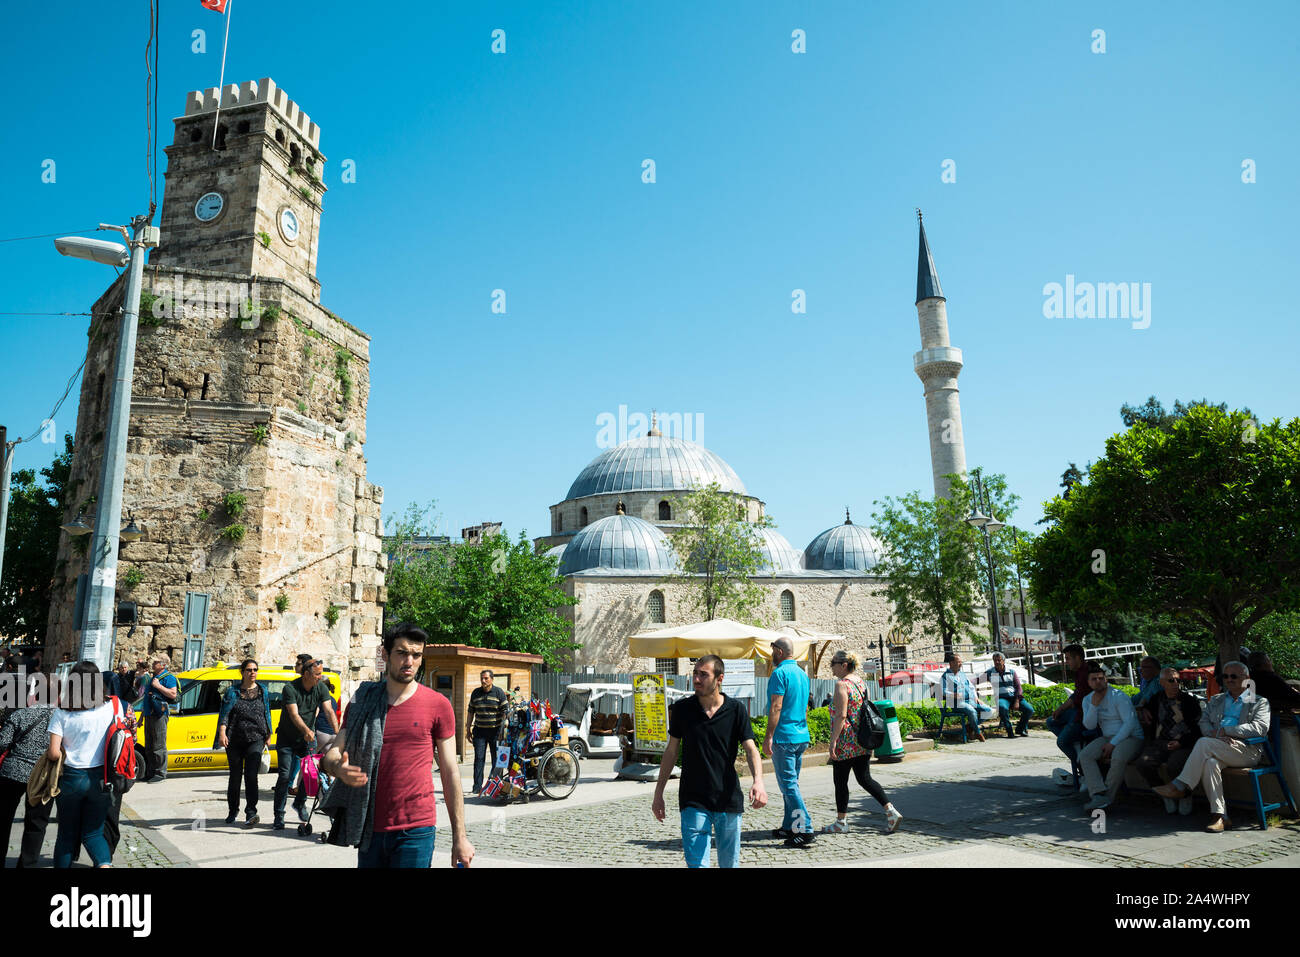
[2, 2, 1296, 553]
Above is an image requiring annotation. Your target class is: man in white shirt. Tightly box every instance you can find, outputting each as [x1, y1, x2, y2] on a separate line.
[1078, 664, 1142, 811]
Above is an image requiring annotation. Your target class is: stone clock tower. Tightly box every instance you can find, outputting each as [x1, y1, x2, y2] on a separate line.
[153, 77, 325, 301]
[46, 79, 387, 688]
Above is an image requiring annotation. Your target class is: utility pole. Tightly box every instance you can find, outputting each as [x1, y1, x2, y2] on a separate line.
[0, 425, 11, 595]
[78, 216, 156, 670]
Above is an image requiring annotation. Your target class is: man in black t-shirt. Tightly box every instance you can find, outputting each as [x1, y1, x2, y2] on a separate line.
[272, 660, 338, 829]
[652, 655, 767, 868]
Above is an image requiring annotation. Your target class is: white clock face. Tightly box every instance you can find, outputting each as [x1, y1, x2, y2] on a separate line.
[279, 207, 300, 243]
[194, 191, 224, 222]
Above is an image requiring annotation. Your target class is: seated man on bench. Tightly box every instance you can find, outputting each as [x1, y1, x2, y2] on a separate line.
[985, 652, 1032, 738]
[940, 653, 994, 743]
[1134, 667, 1201, 815]
[1078, 664, 1142, 812]
[1155, 661, 1271, 833]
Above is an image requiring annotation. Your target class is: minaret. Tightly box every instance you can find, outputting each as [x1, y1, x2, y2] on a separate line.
[912, 211, 968, 499]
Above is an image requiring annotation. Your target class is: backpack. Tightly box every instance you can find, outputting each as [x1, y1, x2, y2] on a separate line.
[102, 696, 138, 795]
[855, 697, 886, 751]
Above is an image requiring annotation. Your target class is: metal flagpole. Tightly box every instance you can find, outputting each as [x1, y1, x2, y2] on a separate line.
[211, 0, 233, 149]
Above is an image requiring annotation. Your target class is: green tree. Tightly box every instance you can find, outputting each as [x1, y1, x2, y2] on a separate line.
[0, 435, 73, 643]
[1248, 610, 1300, 677]
[664, 482, 772, 624]
[383, 503, 578, 667]
[872, 472, 1020, 654]
[1028, 406, 1300, 667]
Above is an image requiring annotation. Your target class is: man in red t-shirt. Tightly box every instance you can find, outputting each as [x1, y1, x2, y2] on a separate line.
[322, 624, 474, 867]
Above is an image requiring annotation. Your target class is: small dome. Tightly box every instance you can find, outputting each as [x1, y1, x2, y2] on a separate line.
[565, 435, 747, 501]
[804, 513, 884, 571]
[755, 529, 801, 572]
[542, 544, 567, 563]
[559, 514, 678, 575]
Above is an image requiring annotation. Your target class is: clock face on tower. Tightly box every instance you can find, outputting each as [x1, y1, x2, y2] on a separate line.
[194, 191, 224, 222]
[278, 206, 300, 244]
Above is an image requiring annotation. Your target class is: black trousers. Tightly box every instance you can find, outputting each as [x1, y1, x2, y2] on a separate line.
[0, 776, 53, 868]
[472, 729, 500, 792]
[226, 739, 264, 816]
[831, 753, 889, 814]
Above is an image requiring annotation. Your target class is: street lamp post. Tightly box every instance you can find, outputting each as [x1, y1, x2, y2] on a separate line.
[0, 426, 12, 596]
[965, 469, 1004, 654]
[1012, 527, 1035, 686]
[55, 216, 158, 670]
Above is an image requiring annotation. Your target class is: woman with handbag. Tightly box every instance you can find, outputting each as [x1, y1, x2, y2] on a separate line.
[0, 701, 55, 867]
[822, 651, 903, 834]
[216, 659, 273, 826]
[47, 661, 118, 868]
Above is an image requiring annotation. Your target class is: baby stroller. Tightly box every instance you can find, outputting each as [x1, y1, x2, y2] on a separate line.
[296, 751, 334, 841]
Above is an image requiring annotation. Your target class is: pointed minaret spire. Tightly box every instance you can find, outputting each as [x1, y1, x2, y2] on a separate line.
[916, 209, 945, 305]
[912, 212, 968, 499]
[844, 506, 853, 525]
[647, 409, 660, 437]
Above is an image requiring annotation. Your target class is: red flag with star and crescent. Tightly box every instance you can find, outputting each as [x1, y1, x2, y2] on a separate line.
[201, 0, 228, 12]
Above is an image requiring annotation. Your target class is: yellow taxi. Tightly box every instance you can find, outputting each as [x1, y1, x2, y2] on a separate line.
[132, 665, 344, 776]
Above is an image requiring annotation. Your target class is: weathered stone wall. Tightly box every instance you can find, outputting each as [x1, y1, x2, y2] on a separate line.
[563, 575, 903, 678]
[45, 264, 384, 683]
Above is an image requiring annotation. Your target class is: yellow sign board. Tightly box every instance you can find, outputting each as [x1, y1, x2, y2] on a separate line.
[632, 673, 668, 752]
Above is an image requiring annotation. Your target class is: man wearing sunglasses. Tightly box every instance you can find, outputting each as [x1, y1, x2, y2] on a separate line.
[1134, 667, 1201, 814]
[1155, 661, 1271, 832]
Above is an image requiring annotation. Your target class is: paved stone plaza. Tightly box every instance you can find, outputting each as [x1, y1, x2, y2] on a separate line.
[9, 732, 1299, 868]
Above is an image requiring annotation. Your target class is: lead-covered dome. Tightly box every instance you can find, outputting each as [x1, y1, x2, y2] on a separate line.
[565, 435, 747, 501]
[803, 513, 885, 571]
[559, 514, 678, 575]
[755, 529, 801, 572]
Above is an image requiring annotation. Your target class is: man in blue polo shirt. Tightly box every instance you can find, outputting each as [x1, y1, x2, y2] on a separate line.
[763, 637, 813, 847]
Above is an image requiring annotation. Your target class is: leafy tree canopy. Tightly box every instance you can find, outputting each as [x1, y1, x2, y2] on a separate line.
[664, 482, 772, 624]
[1028, 405, 1300, 666]
[1, 435, 73, 644]
[383, 503, 578, 668]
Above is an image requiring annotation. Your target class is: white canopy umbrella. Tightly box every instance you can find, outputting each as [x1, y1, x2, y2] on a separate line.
[629, 618, 814, 662]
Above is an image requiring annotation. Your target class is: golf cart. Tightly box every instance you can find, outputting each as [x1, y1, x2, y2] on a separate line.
[556, 682, 690, 761]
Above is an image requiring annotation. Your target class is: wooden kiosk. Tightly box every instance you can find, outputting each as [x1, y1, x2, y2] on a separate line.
[420, 644, 544, 758]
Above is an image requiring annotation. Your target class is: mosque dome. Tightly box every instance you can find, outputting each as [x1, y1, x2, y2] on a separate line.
[558, 513, 679, 575]
[565, 434, 747, 501]
[755, 528, 801, 572]
[803, 511, 885, 571]
[542, 543, 567, 563]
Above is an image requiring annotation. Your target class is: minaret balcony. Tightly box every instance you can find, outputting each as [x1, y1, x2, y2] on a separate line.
[914, 346, 963, 374]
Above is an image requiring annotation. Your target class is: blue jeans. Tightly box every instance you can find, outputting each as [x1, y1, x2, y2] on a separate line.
[358, 825, 436, 868]
[53, 767, 112, 868]
[772, 741, 812, 834]
[953, 703, 994, 734]
[680, 809, 741, 868]
[1045, 711, 1098, 762]
[998, 697, 1034, 734]
[273, 746, 306, 822]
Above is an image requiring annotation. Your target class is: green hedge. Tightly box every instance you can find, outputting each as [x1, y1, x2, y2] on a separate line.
[887, 682, 1142, 738]
[741, 707, 833, 756]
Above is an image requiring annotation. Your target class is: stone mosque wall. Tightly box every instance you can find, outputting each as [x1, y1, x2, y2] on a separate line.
[564, 576, 899, 678]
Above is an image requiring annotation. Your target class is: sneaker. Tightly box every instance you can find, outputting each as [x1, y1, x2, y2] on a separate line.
[272, 818, 285, 831]
[296, 803, 310, 823]
[821, 820, 849, 834]
[245, 813, 259, 827]
[1017, 728, 1029, 736]
[771, 828, 794, 840]
[1178, 797, 1194, 816]
[1005, 729, 1016, 739]
[1162, 798, 1177, 814]
[1084, 793, 1112, 812]
[225, 811, 238, 825]
[884, 805, 903, 833]
[1205, 815, 1229, 833]
[784, 833, 815, 848]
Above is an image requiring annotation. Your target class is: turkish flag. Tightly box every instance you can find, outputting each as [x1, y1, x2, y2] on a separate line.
[201, 0, 228, 12]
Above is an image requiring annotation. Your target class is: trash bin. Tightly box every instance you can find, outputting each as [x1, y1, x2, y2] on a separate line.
[873, 700, 906, 760]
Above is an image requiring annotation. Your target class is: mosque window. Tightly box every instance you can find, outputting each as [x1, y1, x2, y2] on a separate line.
[659, 500, 671, 521]
[580, 506, 588, 526]
[780, 590, 795, 621]
[654, 657, 676, 676]
[648, 590, 665, 623]
[737, 503, 745, 520]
